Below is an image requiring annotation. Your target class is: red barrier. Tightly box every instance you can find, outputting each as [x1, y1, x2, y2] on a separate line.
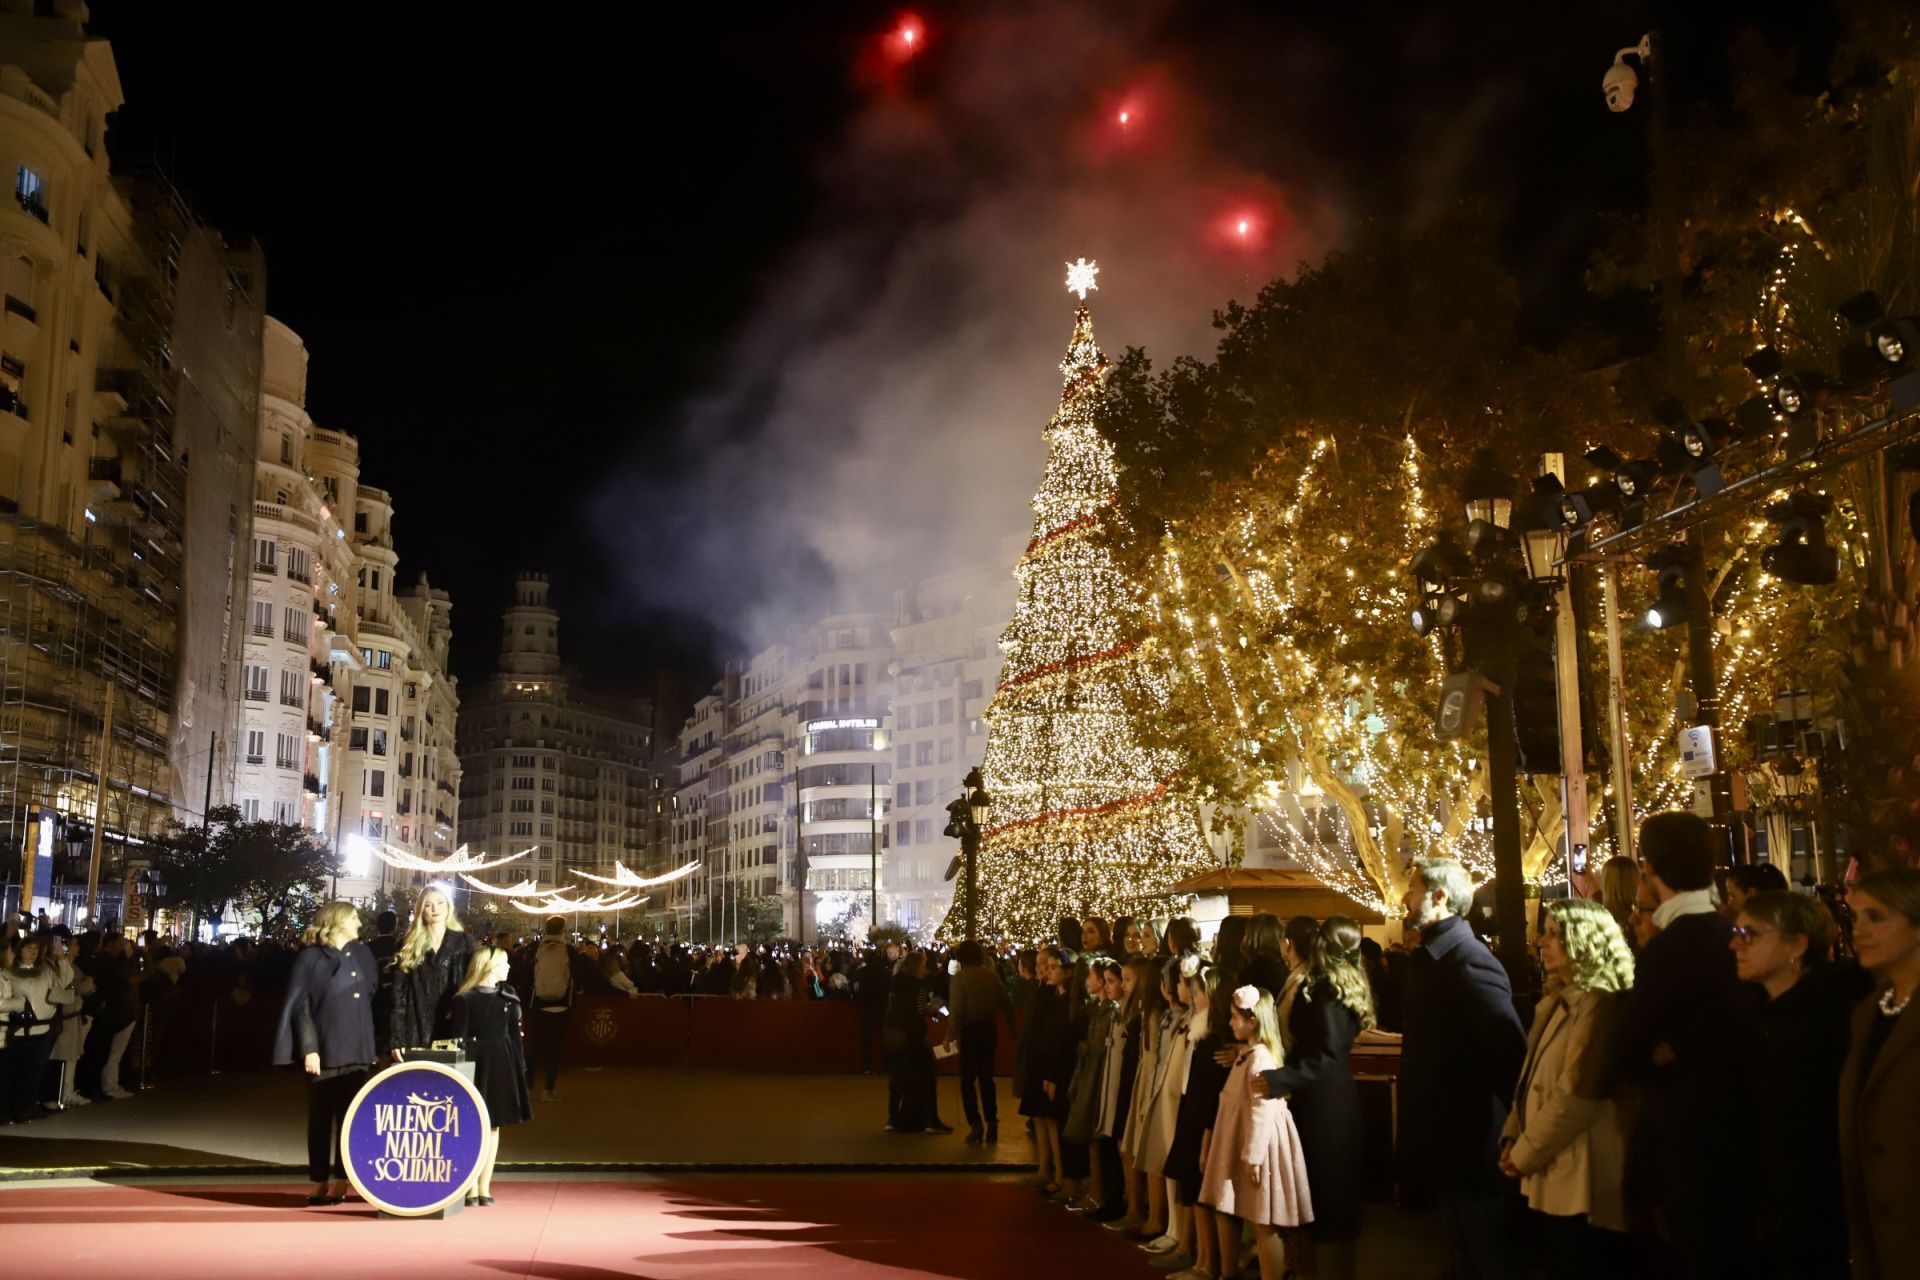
[553, 995, 688, 1069]
[686, 995, 863, 1073]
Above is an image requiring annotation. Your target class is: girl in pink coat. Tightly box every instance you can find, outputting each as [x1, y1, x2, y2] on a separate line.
[1199, 984, 1313, 1280]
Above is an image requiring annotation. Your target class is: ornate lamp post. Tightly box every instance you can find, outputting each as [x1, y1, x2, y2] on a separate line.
[945, 767, 993, 942]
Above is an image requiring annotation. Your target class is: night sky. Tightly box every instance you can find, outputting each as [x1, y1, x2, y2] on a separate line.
[79, 1, 1839, 709]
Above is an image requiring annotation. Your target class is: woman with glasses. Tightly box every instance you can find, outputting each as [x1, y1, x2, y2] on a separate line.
[1731, 890, 1868, 1279]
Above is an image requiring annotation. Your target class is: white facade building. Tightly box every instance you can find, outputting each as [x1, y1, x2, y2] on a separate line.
[234, 319, 458, 902]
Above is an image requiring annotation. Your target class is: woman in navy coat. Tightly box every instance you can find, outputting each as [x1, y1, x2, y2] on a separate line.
[274, 902, 377, 1205]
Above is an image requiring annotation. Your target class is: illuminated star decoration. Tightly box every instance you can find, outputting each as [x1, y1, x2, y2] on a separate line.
[1065, 257, 1100, 300]
[570, 859, 703, 890]
[508, 890, 649, 914]
[372, 843, 531, 876]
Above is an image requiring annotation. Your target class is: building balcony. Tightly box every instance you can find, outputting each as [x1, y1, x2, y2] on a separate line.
[245, 690, 269, 703]
[245, 754, 265, 766]
[249, 624, 274, 638]
[279, 694, 304, 708]
[288, 565, 312, 585]
[253, 561, 277, 576]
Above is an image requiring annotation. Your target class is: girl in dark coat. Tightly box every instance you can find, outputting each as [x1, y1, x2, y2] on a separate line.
[273, 903, 377, 1205]
[388, 886, 474, 1055]
[1020, 945, 1076, 1195]
[1258, 916, 1376, 1280]
[449, 945, 532, 1206]
[883, 951, 946, 1133]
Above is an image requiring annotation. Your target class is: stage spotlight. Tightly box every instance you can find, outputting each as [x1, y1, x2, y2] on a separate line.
[1653, 398, 1728, 496]
[1643, 544, 1691, 629]
[1410, 538, 1465, 589]
[1761, 491, 1839, 586]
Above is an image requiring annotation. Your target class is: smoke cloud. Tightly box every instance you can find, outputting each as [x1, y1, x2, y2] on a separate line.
[591, 2, 1346, 650]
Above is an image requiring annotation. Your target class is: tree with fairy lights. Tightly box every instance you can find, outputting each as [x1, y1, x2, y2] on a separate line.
[953, 260, 1218, 942]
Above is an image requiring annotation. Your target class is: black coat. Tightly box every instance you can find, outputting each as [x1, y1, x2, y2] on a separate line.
[1264, 976, 1366, 1240]
[273, 942, 377, 1070]
[1754, 962, 1868, 1277]
[388, 929, 476, 1052]
[1397, 914, 1527, 1194]
[449, 986, 533, 1128]
[1604, 908, 1759, 1239]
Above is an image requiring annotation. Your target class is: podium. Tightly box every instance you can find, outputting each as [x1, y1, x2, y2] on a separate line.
[340, 1053, 491, 1220]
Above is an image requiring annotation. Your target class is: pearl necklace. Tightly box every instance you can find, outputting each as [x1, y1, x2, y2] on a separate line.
[1879, 986, 1914, 1017]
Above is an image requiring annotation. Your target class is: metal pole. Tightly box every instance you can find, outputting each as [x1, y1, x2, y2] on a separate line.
[963, 823, 978, 942]
[1600, 565, 1637, 861]
[1542, 455, 1590, 891]
[869, 762, 878, 934]
[84, 682, 115, 920]
[1682, 526, 1741, 862]
[1485, 679, 1529, 974]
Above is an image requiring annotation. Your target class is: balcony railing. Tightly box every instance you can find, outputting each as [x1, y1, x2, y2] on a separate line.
[287, 566, 311, 585]
[245, 689, 269, 702]
[275, 756, 299, 771]
[282, 627, 303, 643]
[244, 754, 265, 765]
[249, 624, 274, 637]
[253, 561, 277, 574]
[279, 693, 303, 708]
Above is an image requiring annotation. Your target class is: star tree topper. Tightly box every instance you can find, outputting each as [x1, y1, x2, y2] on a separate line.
[1065, 257, 1100, 300]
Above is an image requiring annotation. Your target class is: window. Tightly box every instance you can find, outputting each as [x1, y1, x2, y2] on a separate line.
[368, 770, 385, 798]
[279, 668, 302, 706]
[895, 783, 911, 807]
[939, 739, 955, 763]
[245, 664, 269, 701]
[374, 688, 390, 715]
[895, 743, 911, 768]
[511, 776, 534, 790]
[509, 821, 533, 837]
[540, 822, 553, 836]
[272, 800, 295, 825]
[915, 780, 934, 805]
[245, 729, 265, 765]
[915, 819, 933, 843]
[376, 649, 392, 669]
[275, 732, 298, 769]
[510, 797, 533, 813]
[372, 729, 388, 756]
[287, 548, 310, 583]
[540, 776, 554, 792]
[241, 798, 261, 822]
[938, 698, 954, 725]
[963, 680, 984, 701]
[14, 165, 46, 222]
[915, 742, 933, 767]
[349, 727, 368, 751]
[249, 599, 273, 637]
[352, 685, 370, 713]
[896, 821, 912, 846]
[253, 537, 276, 572]
[283, 605, 303, 641]
[511, 754, 533, 768]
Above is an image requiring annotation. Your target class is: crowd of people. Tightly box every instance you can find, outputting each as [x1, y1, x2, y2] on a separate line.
[5, 810, 1917, 1278]
[868, 812, 1920, 1280]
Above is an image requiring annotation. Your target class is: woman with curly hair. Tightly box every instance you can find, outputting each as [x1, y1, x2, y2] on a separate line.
[1499, 897, 1635, 1276]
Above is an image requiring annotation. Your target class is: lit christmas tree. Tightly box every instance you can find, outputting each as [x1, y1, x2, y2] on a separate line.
[962, 260, 1218, 942]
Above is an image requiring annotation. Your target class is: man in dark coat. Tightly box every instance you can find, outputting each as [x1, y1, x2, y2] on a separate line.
[1605, 811, 1759, 1276]
[1397, 856, 1527, 1280]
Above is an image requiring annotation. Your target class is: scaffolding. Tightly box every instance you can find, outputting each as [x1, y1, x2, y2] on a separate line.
[0, 176, 191, 924]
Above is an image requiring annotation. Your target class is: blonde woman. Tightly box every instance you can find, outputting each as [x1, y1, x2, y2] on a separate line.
[1499, 898, 1635, 1274]
[388, 885, 473, 1056]
[273, 902, 377, 1205]
[450, 945, 532, 1206]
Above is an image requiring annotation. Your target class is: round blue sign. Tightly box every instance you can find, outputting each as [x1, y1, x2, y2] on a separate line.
[341, 1061, 491, 1216]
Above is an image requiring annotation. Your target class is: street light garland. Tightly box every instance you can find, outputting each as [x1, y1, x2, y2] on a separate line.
[372, 842, 531, 876]
[569, 859, 703, 889]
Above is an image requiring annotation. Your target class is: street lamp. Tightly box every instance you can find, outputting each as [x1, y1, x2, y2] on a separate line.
[944, 766, 992, 941]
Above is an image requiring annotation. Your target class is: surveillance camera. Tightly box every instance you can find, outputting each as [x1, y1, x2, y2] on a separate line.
[1603, 57, 1638, 112]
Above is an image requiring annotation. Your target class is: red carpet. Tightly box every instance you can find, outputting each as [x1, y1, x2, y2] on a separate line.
[0, 1176, 1169, 1278]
